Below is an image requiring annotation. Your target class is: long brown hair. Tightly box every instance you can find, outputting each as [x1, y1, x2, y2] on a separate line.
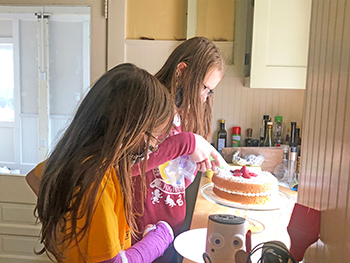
[36, 63, 174, 261]
[155, 37, 225, 140]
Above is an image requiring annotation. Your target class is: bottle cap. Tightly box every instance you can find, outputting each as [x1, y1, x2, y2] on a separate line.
[232, 126, 241, 135]
[263, 115, 269, 120]
[220, 119, 225, 123]
[275, 116, 283, 122]
[267, 122, 273, 126]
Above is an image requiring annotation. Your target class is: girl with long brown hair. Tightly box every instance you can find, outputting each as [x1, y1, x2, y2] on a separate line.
[131, 37, 225, 262]
[30, 62, 220, 262]
[36, 63, 177, 262]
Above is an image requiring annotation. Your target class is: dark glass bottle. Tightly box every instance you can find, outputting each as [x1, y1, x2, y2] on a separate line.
[217, 119, 227, 154]
[263, 122, 273, 147]
[289, 122, 297, 146]
[285, 127, 291, 145]
[245, 128, 253, 147]
[295, 127, 301, 146]
[295, 126, 302, 157]
[260, 115, 269, 146]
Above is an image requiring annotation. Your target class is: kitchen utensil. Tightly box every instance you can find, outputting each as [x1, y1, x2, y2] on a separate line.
[245, 229, 252, 253]
[287, 203, 321, 261]
[209, 150, 231, 170]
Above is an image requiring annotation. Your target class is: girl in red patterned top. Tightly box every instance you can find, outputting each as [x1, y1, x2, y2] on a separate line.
[132, 37, 225, 262]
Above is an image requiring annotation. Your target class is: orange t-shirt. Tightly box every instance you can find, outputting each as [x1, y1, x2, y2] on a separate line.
[35, 162, 131, 262]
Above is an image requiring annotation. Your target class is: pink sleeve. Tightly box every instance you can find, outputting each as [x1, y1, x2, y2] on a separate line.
[131, 132, 195, 176]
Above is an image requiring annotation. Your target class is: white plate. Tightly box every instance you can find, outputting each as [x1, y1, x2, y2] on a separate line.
[201, 183, 290, 211]
[174, 228, 207, 263]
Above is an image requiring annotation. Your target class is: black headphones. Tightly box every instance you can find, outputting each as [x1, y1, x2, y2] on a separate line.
[247, 241, 297, 263]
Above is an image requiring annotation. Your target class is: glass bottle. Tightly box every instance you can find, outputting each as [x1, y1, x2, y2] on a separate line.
[285, 127, 291, 145]
[274, 145, 289, 181]
[295, 126, 302, 156]
[289, 122, 297, 146]
[273, 116, 284, 146]
[217, 119, 227, 154]
[288, 146, 298, 183]
[295, 127, 301, 145]
[245, 128, 253, 147]
[260, 115, 269, 146]
[263, 121, 273, 147]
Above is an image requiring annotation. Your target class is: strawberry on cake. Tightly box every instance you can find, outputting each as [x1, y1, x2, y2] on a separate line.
[211, 166, 278, 205]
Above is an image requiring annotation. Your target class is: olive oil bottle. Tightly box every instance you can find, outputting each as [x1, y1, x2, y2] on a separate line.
[217, 119, 227, 154]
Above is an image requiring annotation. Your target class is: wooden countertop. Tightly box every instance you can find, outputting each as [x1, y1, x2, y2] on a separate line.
[181, 174, 297, 263]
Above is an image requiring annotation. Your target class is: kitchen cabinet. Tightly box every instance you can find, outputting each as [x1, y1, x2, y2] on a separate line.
[126, 0, 234, 42]
[0, 175, 50, 262]
[108, 0, 236, 73]
[120, 0, 236, 75]
[241, 0, 312, 89]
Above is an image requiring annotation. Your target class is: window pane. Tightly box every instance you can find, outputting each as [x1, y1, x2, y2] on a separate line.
[0, 43, 14, 122]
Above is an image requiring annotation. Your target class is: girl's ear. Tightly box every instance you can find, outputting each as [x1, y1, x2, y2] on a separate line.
[177, 62, 187, 76]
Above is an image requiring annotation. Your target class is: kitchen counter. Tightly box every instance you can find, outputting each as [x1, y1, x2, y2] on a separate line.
[181, 174, 297, 263]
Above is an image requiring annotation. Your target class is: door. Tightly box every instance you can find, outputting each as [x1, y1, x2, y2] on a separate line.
[0, 3, 107, 262]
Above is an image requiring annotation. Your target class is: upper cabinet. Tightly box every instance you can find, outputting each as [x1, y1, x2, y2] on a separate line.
[243, 0, 312, 89]
[124, 0, 235, 75]
[126, 0, 234, 42]
[126, 0, 187, 40]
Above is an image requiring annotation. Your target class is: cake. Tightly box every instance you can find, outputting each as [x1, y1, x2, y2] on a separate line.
[211, 166, 278, 205]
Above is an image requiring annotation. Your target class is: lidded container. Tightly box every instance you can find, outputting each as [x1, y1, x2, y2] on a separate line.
[231, 126, 241, 147]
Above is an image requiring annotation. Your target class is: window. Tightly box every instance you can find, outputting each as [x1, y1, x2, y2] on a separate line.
[0, 6, 90, 174]
[0, 43, 14, 122]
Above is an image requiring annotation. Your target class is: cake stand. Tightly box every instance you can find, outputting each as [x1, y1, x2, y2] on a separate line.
[201, 183, 292, 234]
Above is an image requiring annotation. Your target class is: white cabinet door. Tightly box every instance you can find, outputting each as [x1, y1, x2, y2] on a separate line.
[249, 0, 311, 89]
[0, 175, 50, 263]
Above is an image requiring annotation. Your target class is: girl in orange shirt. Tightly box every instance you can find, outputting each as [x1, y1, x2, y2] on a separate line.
[36, 63, 179, 263]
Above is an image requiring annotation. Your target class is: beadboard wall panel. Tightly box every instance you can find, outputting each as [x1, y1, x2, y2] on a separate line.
[299, 0, 350, 262]
[211, 77, 304, 144]
[125, 40, 305, 145]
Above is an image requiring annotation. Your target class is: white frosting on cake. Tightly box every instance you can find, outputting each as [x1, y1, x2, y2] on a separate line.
[216, 168, 277, 185]
[213, 167, 279, 197]
[214, 185, 274, 197]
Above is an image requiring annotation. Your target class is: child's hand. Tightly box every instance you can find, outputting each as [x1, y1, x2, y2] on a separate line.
[143, 221, 174, 239]
[143, 224, 156, 237]
[190, 134, 220, 172]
